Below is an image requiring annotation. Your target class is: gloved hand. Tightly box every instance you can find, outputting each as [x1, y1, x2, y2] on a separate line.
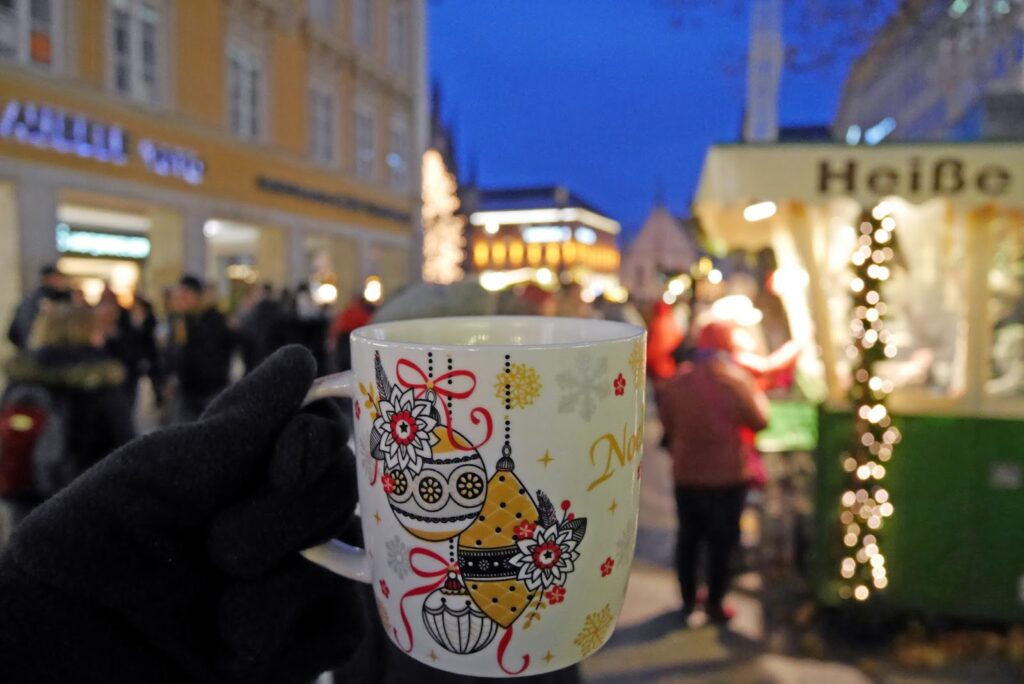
[0, 345, 365, 684]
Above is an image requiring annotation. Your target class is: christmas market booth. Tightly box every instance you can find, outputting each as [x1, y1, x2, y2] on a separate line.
[694, 142, 1024, 621]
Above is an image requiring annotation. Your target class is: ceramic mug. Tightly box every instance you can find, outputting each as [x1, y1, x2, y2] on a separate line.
[300, 316, 646, 677]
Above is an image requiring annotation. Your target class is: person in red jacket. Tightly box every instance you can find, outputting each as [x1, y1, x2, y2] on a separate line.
[656, 320, 769, 623]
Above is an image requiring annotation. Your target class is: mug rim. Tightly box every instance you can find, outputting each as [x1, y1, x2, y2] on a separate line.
[351, 315, 644, 351]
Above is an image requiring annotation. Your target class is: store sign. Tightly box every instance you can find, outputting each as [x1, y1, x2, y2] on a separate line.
[255, 176, 412, 223]
[818, 157, 1013, 197]
[56, 223, 151, 259]
[0, 100, 128, 164]
[0, 100, 205, 185]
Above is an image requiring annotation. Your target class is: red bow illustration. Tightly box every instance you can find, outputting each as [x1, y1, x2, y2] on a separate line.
[395, 358, 493, 451]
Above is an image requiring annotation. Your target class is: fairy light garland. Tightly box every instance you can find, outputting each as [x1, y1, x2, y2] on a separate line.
[838, 205, 901, 602]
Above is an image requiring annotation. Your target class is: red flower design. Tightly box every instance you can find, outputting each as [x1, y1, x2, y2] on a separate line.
[613, 373, 626, 396]
[379, 579, 390, 598]
[532, 541, 563, 570]
[354, 402, 362, 420]
[545, 585, 566, 604]
[389, 410, 419, 445]
[514, 520, 537, 540]
[600, 557, 615, 577]
[381, 473, 395, 494]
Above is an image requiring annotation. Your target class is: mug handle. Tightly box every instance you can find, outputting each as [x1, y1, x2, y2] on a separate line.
[297, 371, 372, 584]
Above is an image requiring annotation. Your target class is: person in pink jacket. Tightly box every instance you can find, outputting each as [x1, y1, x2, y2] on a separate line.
[656, 320, 769, 622]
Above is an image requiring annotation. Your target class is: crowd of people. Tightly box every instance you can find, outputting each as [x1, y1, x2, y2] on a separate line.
[0, 265, 377, 526]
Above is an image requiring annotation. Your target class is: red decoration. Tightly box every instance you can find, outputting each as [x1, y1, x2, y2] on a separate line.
[381, 473, 395, 494]
[513, 520, 537, 540]
[354, 402, 362, 420]
[614, 373, 626, 396]
[395, 358, 494, 451]
[379, 579, 391, 598]
[545, 585, 566, 605]
[600, 557, 615, 577]
[497, 625, 530, 675]
[393, 547, 457, 652]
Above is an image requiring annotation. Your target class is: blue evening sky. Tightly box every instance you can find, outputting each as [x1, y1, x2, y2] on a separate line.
[428, 0, 859, 242]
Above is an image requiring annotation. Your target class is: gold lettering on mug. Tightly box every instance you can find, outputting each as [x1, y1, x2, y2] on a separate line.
[587, 422, 642, 491]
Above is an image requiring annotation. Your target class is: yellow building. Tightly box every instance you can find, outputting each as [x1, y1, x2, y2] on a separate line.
[0, 0, 425, 336]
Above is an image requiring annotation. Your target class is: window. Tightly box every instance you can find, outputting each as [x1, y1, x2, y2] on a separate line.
[308, 84, 337, 165]
[227, 42, 264, 140]
[0, 0, 55, 68]
[308, 0, 335, 24]
[388, 0, 408, 72]
[352, 0, 372, 49]
[355, 101, 376, 181]
[986, 218, 1024, 398]
[109, 0, 162, 103]
[388, 113, 410, 192]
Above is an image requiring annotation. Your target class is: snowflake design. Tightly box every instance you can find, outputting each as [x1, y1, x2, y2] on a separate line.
[614, 518, 637, 565]
[555, 352, 610, 421]
[613, 373, 626, 396]
[600, 557, 615, 577]
[573, 604, 614, 658]
[385, 535, 409, 579]
[509, 522, 581, 591]
[495, 363, 542, 409]
[372, 386, 440, 474]
[628, 340, 644, 387]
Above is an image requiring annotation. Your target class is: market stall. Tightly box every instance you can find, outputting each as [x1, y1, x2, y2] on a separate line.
[694, 142, 1024, 621]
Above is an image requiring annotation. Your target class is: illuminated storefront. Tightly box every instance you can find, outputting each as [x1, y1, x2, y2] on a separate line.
[695, 141, 1024, 621]
[464, 186, 624, 299]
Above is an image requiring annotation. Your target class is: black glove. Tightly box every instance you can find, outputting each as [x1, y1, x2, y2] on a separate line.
[0, 345, 365, 684]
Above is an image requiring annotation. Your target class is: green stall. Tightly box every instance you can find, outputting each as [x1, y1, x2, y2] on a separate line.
[695, 142, 1024, 621]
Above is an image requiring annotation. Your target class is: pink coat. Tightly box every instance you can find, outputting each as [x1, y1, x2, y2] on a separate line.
[656, 355, 769, 488]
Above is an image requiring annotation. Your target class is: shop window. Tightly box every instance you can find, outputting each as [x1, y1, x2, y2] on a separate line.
[109, 0, 163, 104]
[986, 219, 1024, 398]
[388, 0, 408, 73]
[227, 41, 264, 141]
[388, 112, 409, 193]
[308, 84, 337, 166]
[352, 0, 372, 49]
[355, 101, 376, 181]
[0, 0, 56, 68]
[825, 201, 969, 398]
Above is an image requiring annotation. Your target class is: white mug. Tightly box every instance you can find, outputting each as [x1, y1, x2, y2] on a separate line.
[301, 316, 646, 677]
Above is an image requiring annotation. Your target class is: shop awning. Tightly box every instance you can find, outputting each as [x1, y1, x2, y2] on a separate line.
[694, 141, 1024, 250]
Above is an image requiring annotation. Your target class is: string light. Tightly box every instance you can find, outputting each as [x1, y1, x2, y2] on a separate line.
[421, 149, 466, 284]
[838, 207, 901, 602]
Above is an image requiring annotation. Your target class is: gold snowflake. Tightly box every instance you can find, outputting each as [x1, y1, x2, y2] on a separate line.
[494, 363, 542, 409]
[573, 603, 613, 658]
[628, 340, 644, 387]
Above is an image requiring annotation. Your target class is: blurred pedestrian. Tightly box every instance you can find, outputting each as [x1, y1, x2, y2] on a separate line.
[647, 299, 684, 381]
[328, 295, 374, 373]
[0, 302, 134, 525]
[657, 320, 769, 623]
[236, 283, 287, 374]
[291, 283, 329, 373]
[6, 263, 71, 350]
[165, 275, 236, 423]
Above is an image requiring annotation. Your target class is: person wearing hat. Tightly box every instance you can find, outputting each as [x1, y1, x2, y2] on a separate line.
[6, 264, 71, 350]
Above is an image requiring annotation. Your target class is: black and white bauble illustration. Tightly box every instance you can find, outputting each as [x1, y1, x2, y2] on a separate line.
[422, 572, 498, 654]
[385, 425, 488, 542]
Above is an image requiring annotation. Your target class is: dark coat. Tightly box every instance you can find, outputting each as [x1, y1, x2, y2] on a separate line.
[3, 345, 135, 480]
[167, 307, 237, 397]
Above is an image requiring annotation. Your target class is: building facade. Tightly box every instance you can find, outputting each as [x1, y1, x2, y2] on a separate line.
[0, 0, 425, 338]
[834, 0, 1024, 143]
[463, 185, 622, 297]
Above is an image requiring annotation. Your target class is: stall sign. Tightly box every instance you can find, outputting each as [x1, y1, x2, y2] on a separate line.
[56, 223, 151, 260]
[0, 100, 205, 185]
[818, 157, 1012, 198]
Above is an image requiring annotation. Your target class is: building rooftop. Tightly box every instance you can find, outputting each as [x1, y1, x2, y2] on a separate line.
[470, 185, 612, 218]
